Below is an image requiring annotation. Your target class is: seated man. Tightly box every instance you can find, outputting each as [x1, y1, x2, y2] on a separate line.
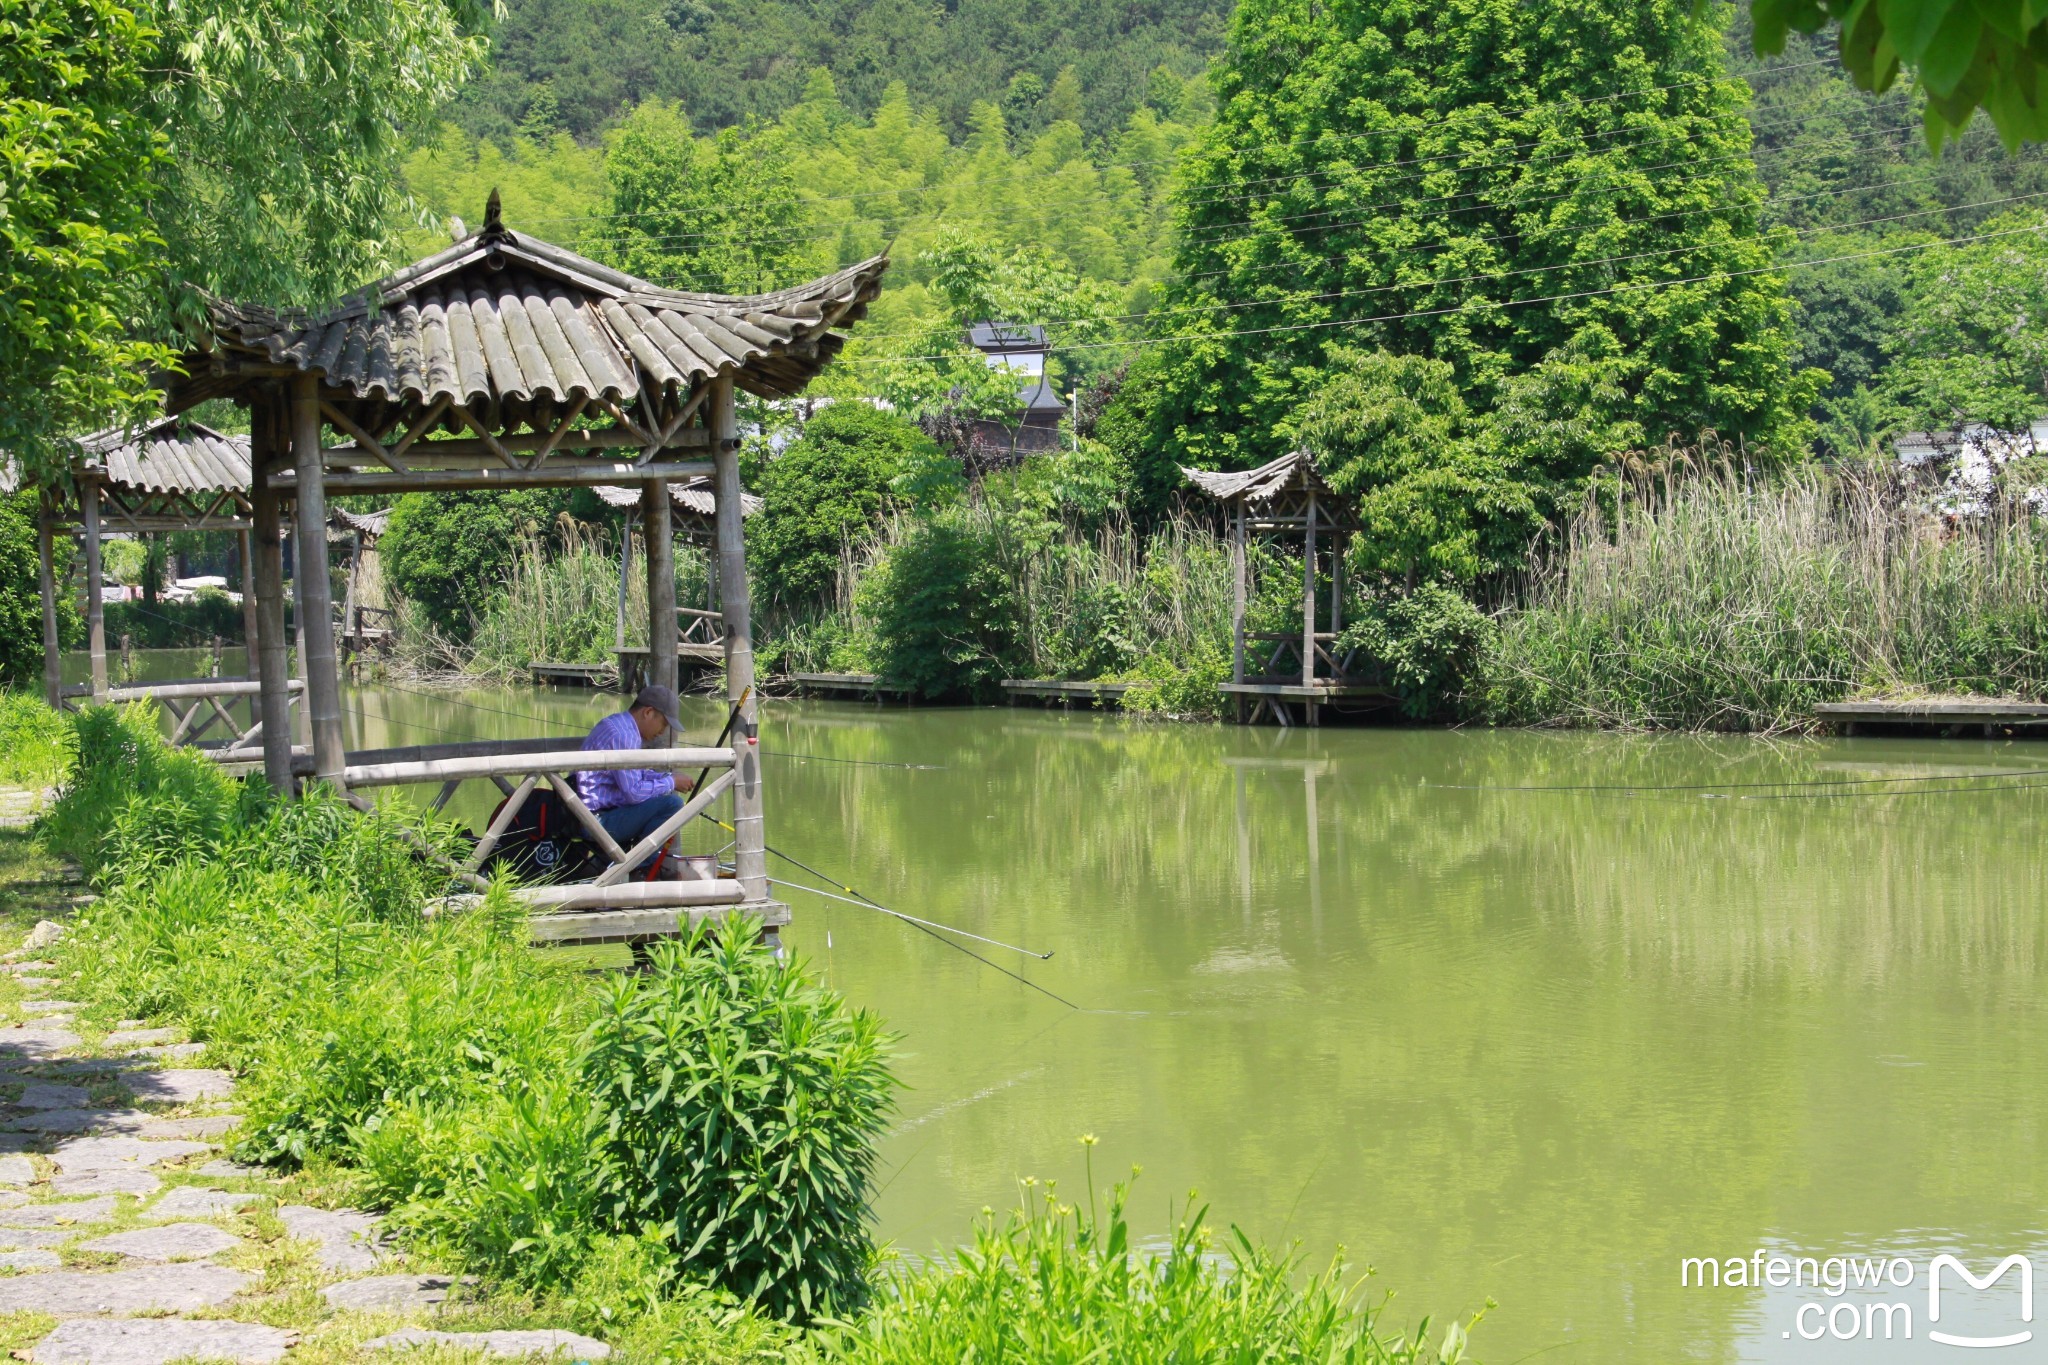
[573, 685, 696, 876]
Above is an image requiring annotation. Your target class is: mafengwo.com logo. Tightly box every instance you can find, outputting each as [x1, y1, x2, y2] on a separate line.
[1682, 1249, 2033, 1347]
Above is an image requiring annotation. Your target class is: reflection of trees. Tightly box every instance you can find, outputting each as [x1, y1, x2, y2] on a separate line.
[341, 690, 2048, 1362]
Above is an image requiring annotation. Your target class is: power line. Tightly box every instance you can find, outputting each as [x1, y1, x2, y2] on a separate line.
[828, 194, 2048, 350]
[828, 222, 2046, 364]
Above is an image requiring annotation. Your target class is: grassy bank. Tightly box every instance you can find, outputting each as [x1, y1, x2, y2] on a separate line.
[1478, 465, 2048, 732]
[5, 700, 1477, 1362]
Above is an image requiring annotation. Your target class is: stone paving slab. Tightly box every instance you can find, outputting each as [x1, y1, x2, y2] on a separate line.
[196, 1160, 266, 1179]
[20, 1002, 84, 1013]
[122, 1070, 234, 1105]
[0, 1262, 250, 1315]
[0, 1247, 61, 1270]
[137, 1116, 238, 1140]
[0, 1189, 29, 1207]
[277, 1205, 381, 1272]
[0, 1028, 83, 1060]
[0, 1229, 74, 1249]
[102, 1030, 178, 1049]
[52, 1169, 162, 1198]
[149, 1187, 258, 1218]
[362, 1330, 610, 1359]
[5, 1110, 166, 1135]
[30, 1317, 292, 1365]
[0, 1197, 117, 1227]
[129, 1044, 204, 1061]
[14, 978, 57, 989]
[80, 1222, 241, 1262]
[50, 1137, 213, 1172]
[15, 1083, 93, 1110]
[6, 962, 58, 975]
[320, 1274, 476, 1314]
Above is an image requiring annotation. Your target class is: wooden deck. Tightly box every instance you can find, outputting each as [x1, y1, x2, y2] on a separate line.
[1001, 679, 1132, 708]
[1815, 698, 2048, 735]
[1219, 680, 1391, 727]
[785, 672, 914, 700]
[529, 660, 617, 688]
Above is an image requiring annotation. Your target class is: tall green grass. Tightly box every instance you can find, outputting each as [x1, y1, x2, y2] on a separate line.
[0, 693, 73, 790]
[1481, 463, 2048, 732]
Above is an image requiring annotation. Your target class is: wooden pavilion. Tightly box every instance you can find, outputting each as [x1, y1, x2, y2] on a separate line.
[1183, 450, 1384, 726]
[157, 193, 887, 945]
[25, 416, 302, 751]
[593, 476, 761, 689]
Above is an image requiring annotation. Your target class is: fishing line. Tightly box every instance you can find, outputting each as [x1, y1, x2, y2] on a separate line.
[756, 845, 1081, 1010]
[1433, 767, 2048, 794]
[769, 878, 1052, 959]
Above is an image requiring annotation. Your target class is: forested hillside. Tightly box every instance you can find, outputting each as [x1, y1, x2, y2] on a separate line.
[453, 0, 1230, 143]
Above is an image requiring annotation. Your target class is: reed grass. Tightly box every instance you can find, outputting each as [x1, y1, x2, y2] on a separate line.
[1481, 461, 2048, 732]
[0, 692, 73, 790]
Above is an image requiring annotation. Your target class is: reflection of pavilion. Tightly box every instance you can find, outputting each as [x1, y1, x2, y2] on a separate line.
[1183, 451, 1388, 726]
[1224, 747, 1334, 936]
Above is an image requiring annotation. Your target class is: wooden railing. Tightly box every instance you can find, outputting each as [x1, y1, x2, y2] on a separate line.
[65, 676, 302, 751]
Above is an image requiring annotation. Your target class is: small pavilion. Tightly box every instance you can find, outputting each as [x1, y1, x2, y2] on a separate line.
[26, 416, 292, 749]
[1182, 450, 1384, 726]
[151, 192, 886, 944]
[594, 477, 761, 689]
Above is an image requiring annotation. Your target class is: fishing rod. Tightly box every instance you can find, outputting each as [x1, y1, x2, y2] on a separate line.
[768, 877, 1052, 960]
[692, 684, 752, 795]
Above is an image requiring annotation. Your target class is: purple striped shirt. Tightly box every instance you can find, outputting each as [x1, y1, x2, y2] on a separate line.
[573, 711, 675, 811]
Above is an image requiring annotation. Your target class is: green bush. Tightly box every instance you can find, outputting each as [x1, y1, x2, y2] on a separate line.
[859, 513, 1022, 700]
[0, 692, 73, 789]
[0, 492, 78, 684]
[105, 589, 243, 648]
[749, 404, 936, 609]
[1337, 584, 1495, 721]
[818, 1164, 1477, 1364]
[580, 922, 895, 1321]
[382, 490, 574, 639]
[40, 704, 247, 881]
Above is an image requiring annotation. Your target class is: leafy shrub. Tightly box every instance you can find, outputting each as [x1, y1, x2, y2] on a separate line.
[105, 589, 243, 648]
[749, 403, 936, 608]
[1337, 584, 1495, 721]
[1118, 638, 1231, 719]
[580, 920, 895, 1321]
[858, 514, 1022, 700]
[382, 490, 573, 639]
[0, 493, 79, 683]
[40, 705, 246, 882]
[819, 1164, 1477, 1364]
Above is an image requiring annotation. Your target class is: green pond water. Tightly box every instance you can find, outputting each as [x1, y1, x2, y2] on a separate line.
[90, 651, 2048, 1363]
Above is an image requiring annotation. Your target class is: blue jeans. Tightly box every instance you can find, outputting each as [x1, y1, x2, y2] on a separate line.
[596, 791, 684, 871]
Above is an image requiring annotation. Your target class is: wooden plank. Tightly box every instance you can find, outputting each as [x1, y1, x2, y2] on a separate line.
[278, 461, 714, 494]
[344, 746, 735, 788]
[1218, 682, 1390, 700]
[106, 678, 294, 702]
[526, 899, 786, 946]
[544, 773, 630, 866]
[459, 775, 538, 874]
[1814, 700, 2048, 719]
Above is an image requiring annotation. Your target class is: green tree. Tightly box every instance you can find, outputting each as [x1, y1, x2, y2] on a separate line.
[1882, 209, 2048, 434]
[1138, 0, 1812, 486]
[749, 404, 936, 608]
[0, 0, 169, 474]
[382, 491, 573, 640]
[597, 101, 822, 293]
[0, 492, 78, 683]
[1741, 0, 2048, 149]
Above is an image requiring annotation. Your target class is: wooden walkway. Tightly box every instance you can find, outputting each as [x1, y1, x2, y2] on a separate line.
[1219, 680, 1390, 727]
[785, 672, 914, 700]
[1001, 679, 1131, 709]
[1815, 698, 2048, 735]
[529, 661, 616, 688]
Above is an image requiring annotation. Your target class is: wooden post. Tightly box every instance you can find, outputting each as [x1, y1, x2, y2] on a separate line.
[644, 484, 676, 697]
[341, 529, 363, 665]
[251, 404, 294, 795]
[81, 478, 108, 702]
[1231, 504, 1246, 686]
[712, 375, 767, 904]
[614, 525, 632, 655]
[37, 508, 61, 709]
[1301, 495, 1317, 690]
[292, 376, 347, 790]
[238, 529, 260, 680]
[1330, 531, 1343, 638]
